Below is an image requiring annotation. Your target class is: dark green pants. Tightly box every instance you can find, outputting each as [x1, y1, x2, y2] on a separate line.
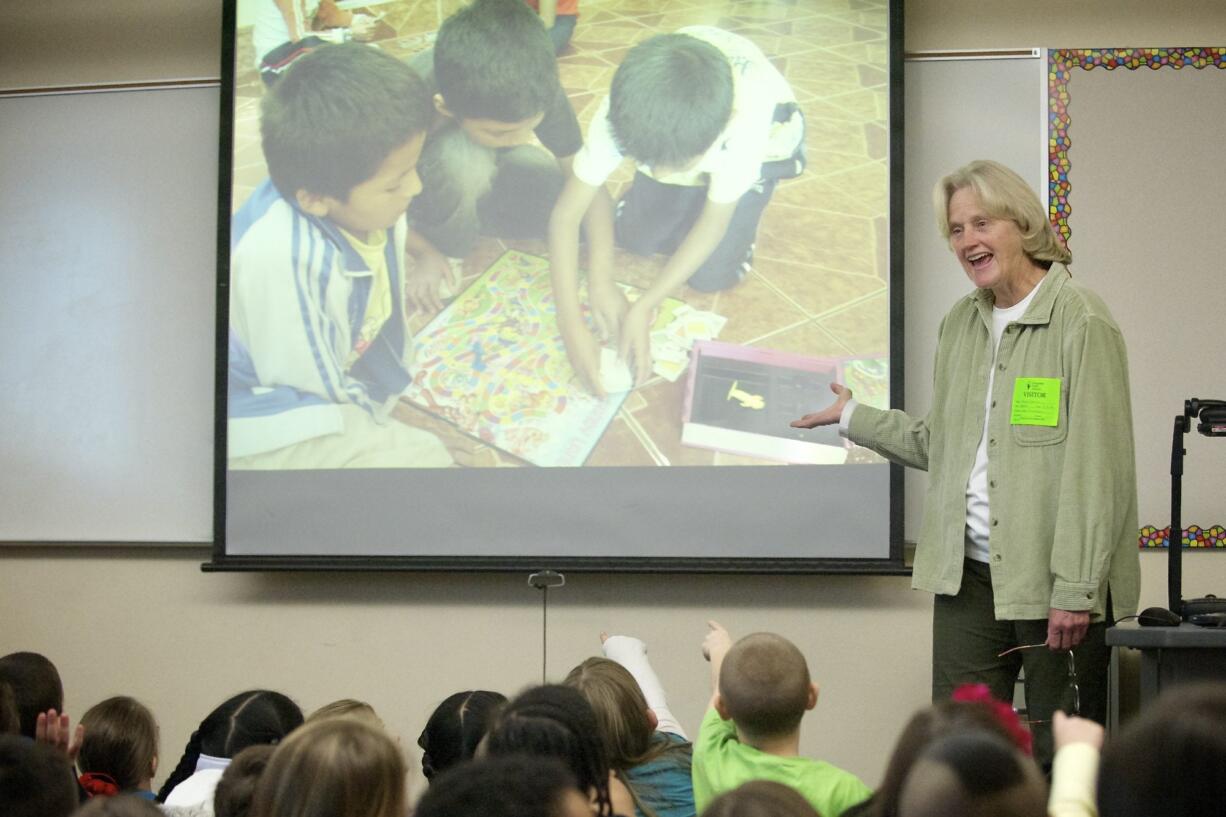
[932, 558, 1110, 770]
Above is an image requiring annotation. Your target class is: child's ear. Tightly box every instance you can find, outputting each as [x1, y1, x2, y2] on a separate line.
[434, 93, 453, 119]
[150, 754, 158, 777]
[713, 693, 733, 722]
[646, 708, 659, 730]
[295, 189, 332, 218]
[806, 682, 819, 711]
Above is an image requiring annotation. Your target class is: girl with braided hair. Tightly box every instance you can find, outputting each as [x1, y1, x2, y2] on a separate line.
[158, 690, 302, 815]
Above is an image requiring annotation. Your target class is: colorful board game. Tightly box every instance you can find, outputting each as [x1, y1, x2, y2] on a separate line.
[403, 250, 682, 467]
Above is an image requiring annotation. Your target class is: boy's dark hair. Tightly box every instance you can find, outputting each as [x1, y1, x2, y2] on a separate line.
[0, 652, 64, 738]
[608, 33, 733, 168]
[418, 690, 506, 781]
[156, 690, 303, 803]
[214, 744, 275, 817]
[415, 756, 581, 817]
[78, 696, 159, 791]
[485, 685, 614, 817]
[1098, 682, 1226, 817]
[719, 633, 810, 741]
[261, 43, 432, 202]
[433, 0, 558, 122]
[0, 734, 79, 817]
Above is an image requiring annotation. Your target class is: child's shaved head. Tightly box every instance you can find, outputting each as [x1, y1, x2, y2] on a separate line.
[719, 633, 811, 740]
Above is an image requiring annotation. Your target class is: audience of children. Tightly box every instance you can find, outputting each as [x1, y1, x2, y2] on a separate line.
[76, 696, 159, 800]
[3, 641, 1226, 817]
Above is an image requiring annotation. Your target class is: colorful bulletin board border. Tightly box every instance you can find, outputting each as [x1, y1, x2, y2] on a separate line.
[1139, 524, 1226, 550]
[1047, 47, 1226, 245]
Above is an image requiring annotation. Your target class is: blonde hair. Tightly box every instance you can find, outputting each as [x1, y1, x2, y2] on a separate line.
[306, 699, 384, 730]
[248, 718, 405, 817]
[564, 658, 679, 769]
[933, 159, 1071, 266]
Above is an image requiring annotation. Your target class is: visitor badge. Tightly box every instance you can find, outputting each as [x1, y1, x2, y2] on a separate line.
[1010, 377, 1061, 427]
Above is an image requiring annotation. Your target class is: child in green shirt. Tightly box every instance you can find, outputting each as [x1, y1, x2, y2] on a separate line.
[693, 621, 872, 817]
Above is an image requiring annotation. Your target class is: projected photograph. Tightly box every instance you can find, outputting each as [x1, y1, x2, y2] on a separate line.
[224, 0, 892, 471]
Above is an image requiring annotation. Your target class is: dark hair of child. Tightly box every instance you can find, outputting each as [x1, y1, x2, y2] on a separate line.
[0, 733, 79, 817]
[0, 651, 64, 738]
[703, 780, 820, 817]
[247, 717, 405, 817]
[0, 681, 20, 734]
[563, 657, 691, 768]
[896, 732, 1045, 817]
[608, 32, 734, 169]
[213, 744, 275, 817]
[418, 689, 507, 782]
[1097, 682, 1226, 817]
[415, 755, 586, 817]
[261, 42, 433, 202]
[719, 633, 811, 741]
[156, 690, 303, 802]
[844, 697, 1033, 817]
[73, 796, 165, 817]
[433, 0, 559, 122]
[78, 696, 159, 794]
[484, 684, 615, 817]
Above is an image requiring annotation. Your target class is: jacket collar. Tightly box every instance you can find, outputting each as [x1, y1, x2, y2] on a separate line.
[973, 262, 1071, 327]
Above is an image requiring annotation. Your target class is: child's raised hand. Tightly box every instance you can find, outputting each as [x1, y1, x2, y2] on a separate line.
[1053, 711, 1104, 751]
[35, 709, 85, 761]
[702, 620, 732, 662]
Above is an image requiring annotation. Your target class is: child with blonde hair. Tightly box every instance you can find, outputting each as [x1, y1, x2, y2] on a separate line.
[248, 718, 406, 817]
[565, 633, 693, 817]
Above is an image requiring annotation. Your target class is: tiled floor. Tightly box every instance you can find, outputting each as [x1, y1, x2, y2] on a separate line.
[229, 0, 890, 467]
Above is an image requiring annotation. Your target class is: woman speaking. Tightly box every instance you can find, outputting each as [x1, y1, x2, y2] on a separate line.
[794, 160, 1140, 768]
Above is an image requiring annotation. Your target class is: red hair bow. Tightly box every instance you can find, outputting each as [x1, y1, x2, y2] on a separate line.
[79, 772, 120, 797]
[951, 682, 1034, 757]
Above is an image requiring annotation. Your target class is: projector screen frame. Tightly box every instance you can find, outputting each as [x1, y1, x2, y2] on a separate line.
[208, 0, 907, 575]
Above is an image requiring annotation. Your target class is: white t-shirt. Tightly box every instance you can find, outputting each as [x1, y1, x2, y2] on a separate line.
[964, 285, 1040, 562]
[572, 26, 800, 203]
[251, 0, 323, 65]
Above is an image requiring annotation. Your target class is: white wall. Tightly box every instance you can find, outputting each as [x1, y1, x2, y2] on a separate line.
[3, 0, 1226, 795]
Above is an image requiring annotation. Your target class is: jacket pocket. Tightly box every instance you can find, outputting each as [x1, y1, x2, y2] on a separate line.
[1011, 418, 1068, 446]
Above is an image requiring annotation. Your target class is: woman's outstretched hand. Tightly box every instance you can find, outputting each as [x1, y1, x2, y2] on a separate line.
[791, 382, 853, 429]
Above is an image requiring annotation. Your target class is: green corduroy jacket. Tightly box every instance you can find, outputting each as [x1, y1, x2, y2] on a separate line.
[849, 263, 1141, 620]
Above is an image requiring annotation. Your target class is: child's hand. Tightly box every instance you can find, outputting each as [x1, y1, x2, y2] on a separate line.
[405, 245, 457, 314]
[702, 620, 732, 662]
[791, 382, 853, 429]
[1053, 711, 1104, 751]
[350, 13, 378, 41]
[589, 280, 629, 344]
[35, 709, 85, 761]
[618, 301, 654, 386]
[560, 315, 605, 397]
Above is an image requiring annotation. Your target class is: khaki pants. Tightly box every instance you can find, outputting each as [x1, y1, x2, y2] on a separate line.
[229, 404, 453, 470]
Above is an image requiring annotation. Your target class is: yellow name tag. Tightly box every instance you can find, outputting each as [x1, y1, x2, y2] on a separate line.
[1010, 377, 1061, 427]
